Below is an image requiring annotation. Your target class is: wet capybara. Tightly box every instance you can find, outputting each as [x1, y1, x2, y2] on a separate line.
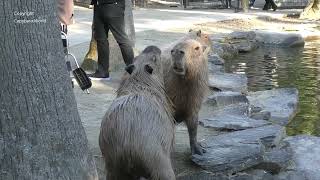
[164, 39, 209, 155]
[99, 46, 176, 180]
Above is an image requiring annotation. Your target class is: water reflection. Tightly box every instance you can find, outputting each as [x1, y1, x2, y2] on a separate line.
[225, 41, 320, 136]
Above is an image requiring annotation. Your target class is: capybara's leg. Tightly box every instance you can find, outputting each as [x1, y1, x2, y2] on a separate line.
[150, 156, 175, 180]
[186, 114, 205, 155]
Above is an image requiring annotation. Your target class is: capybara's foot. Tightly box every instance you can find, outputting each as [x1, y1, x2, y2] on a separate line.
[192, 142, 206, 155]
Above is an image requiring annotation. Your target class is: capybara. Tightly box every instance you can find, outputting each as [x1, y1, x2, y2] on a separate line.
[164, 39, 209, 155]
[99, 46, 176, 180]
[162, 29, 211, 60]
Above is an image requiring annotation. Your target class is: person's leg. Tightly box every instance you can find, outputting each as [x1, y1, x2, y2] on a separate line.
[92, 6, 110, 77]
[270, 0, 277, 10]
[107, 6, 134, 66]
[263, 0, 269, 10]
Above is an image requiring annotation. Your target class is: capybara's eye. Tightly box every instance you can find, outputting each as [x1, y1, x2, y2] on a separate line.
[144, 64, 153, 74]
[171, 50, 174, 54]
[195, 46, 200, 51]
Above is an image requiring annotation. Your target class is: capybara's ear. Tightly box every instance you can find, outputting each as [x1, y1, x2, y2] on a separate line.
[125, 64, 135, 74]
[152, 55, 157, 62]
[144, 64, 153, 74]
[196, 30, 202, 37]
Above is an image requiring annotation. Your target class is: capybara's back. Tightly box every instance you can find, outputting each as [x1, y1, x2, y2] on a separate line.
[99, 46, 176, 180]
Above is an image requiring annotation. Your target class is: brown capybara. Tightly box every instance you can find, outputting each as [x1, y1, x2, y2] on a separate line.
[99, 46, 176, 180]
[164, 39, 209, 155]
[162, 29, 211, 56]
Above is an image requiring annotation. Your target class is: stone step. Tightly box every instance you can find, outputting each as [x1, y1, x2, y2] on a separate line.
[206, 91, 248, 107]
[192, 125, 286, 174]
[208, 73, 248, 93]
[247, 88, 299, 126]
[200, 113, 271, 131]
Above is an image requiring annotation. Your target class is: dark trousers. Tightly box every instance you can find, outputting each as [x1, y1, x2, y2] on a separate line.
[93, 3, 134, 74]
[249, 0, 255, 7]
[263, 0, 277, 10]
[225, 0, 231, 8]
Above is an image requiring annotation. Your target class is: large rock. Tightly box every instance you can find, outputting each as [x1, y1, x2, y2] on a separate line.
[200, 114, 271, 131]
[255, 147, 293, 174]
[228, 31, 256, 40]
[209, 73, 248, 93]
[247, 88, 299, 126]
[208, 64, 224, 74]
[282, 135, 320, 180]
[212, 42, 238, 59]
[255, 31, 305, 47]
[208, 53, 225, 65]
[206, 91, 248, 107]
[192, 125, 286, 173]
[226, 31, 258, 53]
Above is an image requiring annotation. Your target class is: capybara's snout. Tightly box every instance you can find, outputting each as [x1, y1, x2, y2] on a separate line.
[171, 49, 185, 57]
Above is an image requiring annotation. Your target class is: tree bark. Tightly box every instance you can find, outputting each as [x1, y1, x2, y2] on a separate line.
[0, 1, 98, 179]
[241, 0, 249, 12]
[300, 0, 320, 20]
[81, 0, 135, 71]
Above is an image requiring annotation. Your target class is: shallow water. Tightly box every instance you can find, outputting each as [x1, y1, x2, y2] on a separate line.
[224, 40, 320, 136]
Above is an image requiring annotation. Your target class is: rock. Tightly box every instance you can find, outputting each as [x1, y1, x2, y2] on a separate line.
[208, 53, 225, 65]
[208, 64, 224, 74]
[275, 171, 308, 180]
[250, 111, 271, 121]
[255, 31, 305, 47]
[247, 88, 299, 126]
[250, 106, 263, 113]
[255, 147, 293, 174]
[231, 40, 259, 53]
[216, 103, 250, 116]
[192, 125, 286, 173]
[200, 114, 271, 131]
[177, 170, 274, 180]
[212, 42, 238, 59]
[225, 31, 259, 53]
[228, 31, 256, 40]
[206, 91, 248, 107]
[209, 73, 248, 93]
[177, 171, 229, 180]
[281, 135, 320, 180]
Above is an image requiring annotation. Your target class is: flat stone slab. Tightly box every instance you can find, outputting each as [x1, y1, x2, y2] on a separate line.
[192, 125, 286, 173]
[200, 113, 271, 131]
[208, 53, 225, 65]
[209, 73, 248, 93]
[255, 31, 305, 47]
[247, 88, 299, 126]
[282, 135, 320, 180]
[206, 91, 248, 107]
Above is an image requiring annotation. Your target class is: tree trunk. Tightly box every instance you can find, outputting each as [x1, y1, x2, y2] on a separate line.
[300, 0, 320, 20]
[241, 0, 249, 12]
[0, 1, 98, 179]
[81, 0, 135, 71]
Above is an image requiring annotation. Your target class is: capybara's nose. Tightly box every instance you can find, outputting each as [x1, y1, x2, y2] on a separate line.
[171, 49, 185, 56]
